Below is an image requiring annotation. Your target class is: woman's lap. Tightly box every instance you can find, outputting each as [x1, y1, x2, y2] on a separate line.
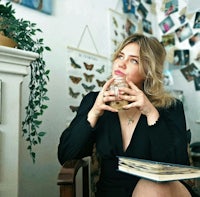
[132, 179, 197, 197]
[95, 179, 200, 197]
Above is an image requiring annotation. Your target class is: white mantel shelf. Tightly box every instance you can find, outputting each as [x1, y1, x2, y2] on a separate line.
[0, 46, 39, 75]
[0, 46, 38, 197]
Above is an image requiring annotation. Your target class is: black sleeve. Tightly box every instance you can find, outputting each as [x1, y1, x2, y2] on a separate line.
[57, 92, 98, 165]
[149, 99, 190, 165]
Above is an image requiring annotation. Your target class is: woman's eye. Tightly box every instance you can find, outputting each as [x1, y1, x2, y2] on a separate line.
[130, 59, 138, 64]
[117, 55, 124, 60]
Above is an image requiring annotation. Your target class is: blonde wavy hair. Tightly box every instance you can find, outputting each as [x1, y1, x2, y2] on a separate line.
[112, 33, 175, 108]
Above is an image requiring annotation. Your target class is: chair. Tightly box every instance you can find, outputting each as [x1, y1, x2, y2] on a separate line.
[57, 145, 101, 197]
[57, 159, 90, 197]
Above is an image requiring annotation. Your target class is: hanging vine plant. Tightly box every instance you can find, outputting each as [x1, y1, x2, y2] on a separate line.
[0, 2, 51, 162]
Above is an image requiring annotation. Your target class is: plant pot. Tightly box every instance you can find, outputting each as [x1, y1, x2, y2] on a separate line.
[0, 34, 17, 48]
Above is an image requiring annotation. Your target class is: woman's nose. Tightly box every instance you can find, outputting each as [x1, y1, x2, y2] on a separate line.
[118, 59, 127, 69]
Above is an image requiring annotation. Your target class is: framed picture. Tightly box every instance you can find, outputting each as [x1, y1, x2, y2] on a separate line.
[10, 0, 53, 14]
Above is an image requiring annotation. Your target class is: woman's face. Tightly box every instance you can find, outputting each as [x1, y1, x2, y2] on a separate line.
[112, 42, 145, 89]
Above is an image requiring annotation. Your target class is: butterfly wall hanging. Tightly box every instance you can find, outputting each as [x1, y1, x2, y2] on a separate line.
[66, 47, 111, 121]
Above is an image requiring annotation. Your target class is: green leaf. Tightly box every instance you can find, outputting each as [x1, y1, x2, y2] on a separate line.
[38, 137, 41, 144]
[33, 140, 38, 145]
[31, 152, 36, 160]
[31, 131, 36, 136]
[45, 46, 51, 51]
[38, 132, 46, 137]
[41, 105, 48, 109]
[45, 70, 50, 75]
[43, 96, 49, 101]
[33, 120, 42, 125]
[26, 137, 30, 141]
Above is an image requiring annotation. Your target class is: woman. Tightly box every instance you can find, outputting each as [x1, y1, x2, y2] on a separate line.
[58, 33, 196, 196]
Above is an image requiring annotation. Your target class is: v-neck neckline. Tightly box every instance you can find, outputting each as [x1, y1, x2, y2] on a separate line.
[116, 112, 142, 153]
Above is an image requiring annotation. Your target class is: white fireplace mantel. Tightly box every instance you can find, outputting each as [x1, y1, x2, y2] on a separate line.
[0, 46, 39, 75]
[0, 46, 38, 197]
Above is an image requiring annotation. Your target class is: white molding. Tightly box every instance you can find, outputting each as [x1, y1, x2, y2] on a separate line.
[0, 46, 38, 197]
[0, 46, 38, 76]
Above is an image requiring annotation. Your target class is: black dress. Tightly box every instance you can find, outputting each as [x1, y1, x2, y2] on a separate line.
[58, 91, 196, 197]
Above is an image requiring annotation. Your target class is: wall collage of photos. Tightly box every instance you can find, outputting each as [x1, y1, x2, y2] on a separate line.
[158, 0, 200, 93]
[121, 0, 200, 99]
[66, 0, 200, 121]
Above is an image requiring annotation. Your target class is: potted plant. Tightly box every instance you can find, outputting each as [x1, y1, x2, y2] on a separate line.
[0, 1, 17, 47]
[0, 1, 51, 163]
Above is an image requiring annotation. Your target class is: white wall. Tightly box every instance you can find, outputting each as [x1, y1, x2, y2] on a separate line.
[1, 0, 119, 196]
[1, 0, 200, 197]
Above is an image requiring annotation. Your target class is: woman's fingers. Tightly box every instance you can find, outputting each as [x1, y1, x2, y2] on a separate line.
[117, 81, 147, 111]
[94, 77, 118, 113]
[102, 77, 115, 92]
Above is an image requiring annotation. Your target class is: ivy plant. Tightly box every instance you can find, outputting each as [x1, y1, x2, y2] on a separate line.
[0, 2, 51, 162]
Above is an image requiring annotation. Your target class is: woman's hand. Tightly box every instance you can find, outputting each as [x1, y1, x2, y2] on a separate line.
[119, 80, 159, 126]
[87, 77, 119, 127]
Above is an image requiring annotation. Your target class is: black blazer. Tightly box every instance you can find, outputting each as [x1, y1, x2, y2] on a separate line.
[58, 91, 190, 196]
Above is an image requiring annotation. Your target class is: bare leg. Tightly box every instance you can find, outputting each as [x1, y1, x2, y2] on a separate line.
[132, 179, 191, 197]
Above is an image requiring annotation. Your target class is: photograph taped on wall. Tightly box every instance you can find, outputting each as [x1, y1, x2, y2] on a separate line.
[66, 47, 111, 122]
[180, 63, 198, 82]
[179, 14, 186, 24]
[193, 12, 200, 29]
[173, 49, 189, 66]
[175, 23, 193, 42]
[122, 0, 135, 14]
[159, 16, 174, 34]
[10, 0, 53, 14]
[137, 2, 148, 18]
[142, 18, 153, 34]
[195, 51, 200, 61]
[189, 32, 200, 47]
[194, 70, 200, 91]
[164, 0, 178, 16]
[161, 33, 175, 48]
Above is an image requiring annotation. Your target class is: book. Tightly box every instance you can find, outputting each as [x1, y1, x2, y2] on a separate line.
[117, 156, 200, 182]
